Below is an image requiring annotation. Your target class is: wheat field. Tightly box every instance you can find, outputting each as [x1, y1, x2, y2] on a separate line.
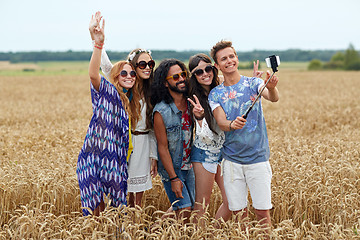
[0, 67, 359, 239]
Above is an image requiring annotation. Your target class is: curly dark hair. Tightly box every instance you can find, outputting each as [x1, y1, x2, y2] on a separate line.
[188, 53, 219, 134]
[151, 59, 189, 106]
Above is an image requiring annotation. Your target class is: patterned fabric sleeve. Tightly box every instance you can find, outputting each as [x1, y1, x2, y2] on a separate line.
[78, 76, 130, 215]
[208, 88, 221, 112]
[251, 77, 264, 95]
[90, 76, 104, 113]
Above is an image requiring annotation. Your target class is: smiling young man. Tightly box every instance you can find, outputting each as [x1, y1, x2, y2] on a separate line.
[208, 40, 279, 233]
[151, 59, 195, 221]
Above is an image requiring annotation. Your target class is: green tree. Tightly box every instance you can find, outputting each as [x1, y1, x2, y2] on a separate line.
[331, 52, 345, 62]
[344, 43, 360, 70]
[308, 59, 323, 70]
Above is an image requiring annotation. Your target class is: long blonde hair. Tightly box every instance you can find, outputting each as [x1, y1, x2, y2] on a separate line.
[109, 61, 141, 130]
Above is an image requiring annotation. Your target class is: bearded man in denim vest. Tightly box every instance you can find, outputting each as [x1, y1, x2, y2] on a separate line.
[151, 59, 195, 221]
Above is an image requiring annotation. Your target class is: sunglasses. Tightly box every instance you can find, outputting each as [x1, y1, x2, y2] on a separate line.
[136, 60, 155, 69]
[166, 71, 187, 81]
[193, 65, 214, 77]
[120, 70, 136, 78]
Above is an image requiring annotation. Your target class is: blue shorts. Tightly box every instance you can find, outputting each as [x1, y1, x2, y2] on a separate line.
[190, 145, 222, 164]
[162, 169, 195, 211]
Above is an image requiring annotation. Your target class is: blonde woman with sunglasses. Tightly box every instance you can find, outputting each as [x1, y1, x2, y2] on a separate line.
[90, 12, 158, 208]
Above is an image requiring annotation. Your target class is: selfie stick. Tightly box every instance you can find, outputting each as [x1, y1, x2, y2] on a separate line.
[243, 55, 280, 119]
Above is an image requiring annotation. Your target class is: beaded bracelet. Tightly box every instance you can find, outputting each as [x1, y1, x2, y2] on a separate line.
[94, 41, 104, 50]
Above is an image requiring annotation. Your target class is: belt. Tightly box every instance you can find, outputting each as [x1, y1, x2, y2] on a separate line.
[131, 131, 150, 135]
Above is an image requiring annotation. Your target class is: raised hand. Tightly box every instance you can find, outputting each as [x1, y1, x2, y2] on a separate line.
[187, 95, 204, 120]
[265, 70, 279, 90]
[89, 12, 100, 32]
[253, 60, 264, 78]
[89, 11, 105, 44]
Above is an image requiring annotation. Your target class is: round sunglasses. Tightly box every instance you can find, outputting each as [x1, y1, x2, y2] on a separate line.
[193, 65, 214, 77]
[136, 60, 155, 69]
[120, 70, 136, 78]
[166, 71, 187, 81]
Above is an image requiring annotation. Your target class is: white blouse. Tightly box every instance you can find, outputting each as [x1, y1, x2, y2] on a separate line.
[194, 117, 225, 151]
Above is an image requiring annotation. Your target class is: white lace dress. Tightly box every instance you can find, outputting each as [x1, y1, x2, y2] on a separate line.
[127, 100, 157, 192]
[98, 45, 157, 192]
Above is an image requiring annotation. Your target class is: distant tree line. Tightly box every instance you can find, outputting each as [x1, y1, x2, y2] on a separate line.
[308, 44, 360, 70]
[0, 49, 342, 63]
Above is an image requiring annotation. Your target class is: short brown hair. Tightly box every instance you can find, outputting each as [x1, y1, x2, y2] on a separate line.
[210, 40, 236, 64]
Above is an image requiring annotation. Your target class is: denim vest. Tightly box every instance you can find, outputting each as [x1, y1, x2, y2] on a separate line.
[153, 100, 193, 181]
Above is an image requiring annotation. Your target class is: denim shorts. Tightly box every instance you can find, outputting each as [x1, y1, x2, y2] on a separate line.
[162, 169, 195, 211]
[191, 145, 222, 164]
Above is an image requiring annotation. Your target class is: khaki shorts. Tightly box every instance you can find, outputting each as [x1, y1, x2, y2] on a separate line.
[222, 159, 272, 211]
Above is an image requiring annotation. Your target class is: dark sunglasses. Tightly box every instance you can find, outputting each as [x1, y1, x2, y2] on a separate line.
[136, 60, 155, 69]
[193, 65, 213, 77]
[120, 70, 136, 78]
[166, 71, 187, 81]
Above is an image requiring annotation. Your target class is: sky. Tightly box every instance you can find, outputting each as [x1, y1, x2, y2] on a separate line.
[1, 0, 360, 52]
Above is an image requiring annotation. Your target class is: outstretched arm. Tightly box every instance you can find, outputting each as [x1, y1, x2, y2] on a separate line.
[89, 12, 105, 91]
[89, 11, 113, 79]
[213, 106, 246, 132]
[260, 70, 279, 102]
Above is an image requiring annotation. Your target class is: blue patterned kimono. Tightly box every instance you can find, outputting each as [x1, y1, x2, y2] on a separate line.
[77, 76, 129, 216]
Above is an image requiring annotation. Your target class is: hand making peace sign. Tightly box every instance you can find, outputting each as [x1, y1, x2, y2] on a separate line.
[187, 95, 204, 120]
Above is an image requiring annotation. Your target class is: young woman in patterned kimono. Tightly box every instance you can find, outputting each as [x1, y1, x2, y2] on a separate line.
[77, 13, 140, 216]
[91, 11, 158, 208]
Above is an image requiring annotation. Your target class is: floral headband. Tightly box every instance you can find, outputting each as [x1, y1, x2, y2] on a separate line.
[128, 49, 152, 62]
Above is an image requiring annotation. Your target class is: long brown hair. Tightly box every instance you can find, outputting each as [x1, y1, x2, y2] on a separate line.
[188, 54, 219, 134]
[109, 61, 141, 130]
[127, 49, 154, 129]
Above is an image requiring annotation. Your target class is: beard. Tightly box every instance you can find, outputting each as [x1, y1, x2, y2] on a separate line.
[167, 80, 188, 94]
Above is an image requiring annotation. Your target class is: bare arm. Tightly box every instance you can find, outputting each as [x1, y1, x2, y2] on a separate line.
[153, 112, 183, 198]
[89, 12, 115, 80]
[213, 106, 246, 132]
[88, 12, 105, 91]
[260, 71, 279, 102]
[149, 130, 158, 177]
